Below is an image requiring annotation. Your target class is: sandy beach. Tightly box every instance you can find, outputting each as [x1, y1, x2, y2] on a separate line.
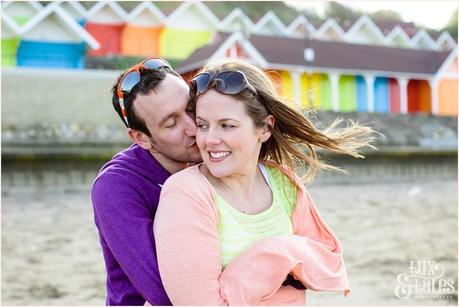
[2, 177, 457, 305]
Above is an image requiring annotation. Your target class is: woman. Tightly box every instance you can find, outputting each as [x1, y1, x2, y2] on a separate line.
[154, 60, 375, 305]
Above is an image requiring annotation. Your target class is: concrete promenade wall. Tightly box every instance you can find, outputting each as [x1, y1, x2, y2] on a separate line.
[2, 67, 458, 158]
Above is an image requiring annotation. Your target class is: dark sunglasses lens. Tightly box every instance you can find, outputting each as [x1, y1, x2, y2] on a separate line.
[216, 71, 244, 94]
[193, 73, 212, 95]
[143, 58, 169, 69]
[120, 71, 141, 93]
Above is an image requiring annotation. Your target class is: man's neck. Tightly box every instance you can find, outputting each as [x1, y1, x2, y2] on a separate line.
[149, 150, 188, 174]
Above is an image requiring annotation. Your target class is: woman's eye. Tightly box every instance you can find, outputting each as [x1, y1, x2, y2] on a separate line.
[197, 123, 208, 129]
[222, 124, 235, 129]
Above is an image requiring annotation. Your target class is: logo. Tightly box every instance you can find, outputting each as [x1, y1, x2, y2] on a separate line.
[395, 260, 455, 300]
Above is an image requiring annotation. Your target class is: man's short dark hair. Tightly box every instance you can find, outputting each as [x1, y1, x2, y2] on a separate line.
[112, 67, 181, 137]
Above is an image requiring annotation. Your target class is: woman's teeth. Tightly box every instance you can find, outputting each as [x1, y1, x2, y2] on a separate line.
[209, 151, 231, 159]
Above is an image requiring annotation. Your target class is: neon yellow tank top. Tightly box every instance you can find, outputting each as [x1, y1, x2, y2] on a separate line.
[216, 164, 297, 268]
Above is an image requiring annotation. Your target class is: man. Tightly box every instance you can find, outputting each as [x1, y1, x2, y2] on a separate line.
[91, 58, 202, 305]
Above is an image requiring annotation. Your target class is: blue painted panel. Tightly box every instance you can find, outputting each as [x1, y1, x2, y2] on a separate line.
[374, 77, 389, 113]
[356, 75, 367, 112]
[17, 40, 85, 69]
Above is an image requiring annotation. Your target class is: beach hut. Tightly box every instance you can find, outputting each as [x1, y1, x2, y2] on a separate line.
[434, 48, 458, 116]
[383, 26, 413, 49]
[58, 1, 88, 26]
[313, 19, 345, 42]
[16, 2, 99, 69]
[285, 15, 316, 39]
[160, 1, 220, 60]
[121, 2, 166, 57]
[411, 29, 437, 50]
[219, 7, 255, 34]
[1, 1, 42, 26]
[177, 32, 455, 115]
[85, 1, 126, 56]
[435, 32, 456, 51]
[344, 15, 386, 46]
[252, 11, 287, 37]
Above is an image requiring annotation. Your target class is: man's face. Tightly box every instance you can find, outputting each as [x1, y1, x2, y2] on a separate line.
[132, 74, 202, 168]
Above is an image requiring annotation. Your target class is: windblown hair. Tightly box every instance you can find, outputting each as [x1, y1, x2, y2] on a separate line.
[189, 59, 377, 183]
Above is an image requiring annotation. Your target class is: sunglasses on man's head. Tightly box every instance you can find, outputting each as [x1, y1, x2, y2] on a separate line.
[116, 58, 171, 127]
[190, 70, 257, 98]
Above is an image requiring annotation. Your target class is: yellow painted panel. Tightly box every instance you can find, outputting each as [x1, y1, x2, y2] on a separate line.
[279, 70, 296, 108]
[159, 29, 211, 60]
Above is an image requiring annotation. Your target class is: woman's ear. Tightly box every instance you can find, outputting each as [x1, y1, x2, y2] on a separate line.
[128, 128, 154, 150]
[260, 115, 275, 143]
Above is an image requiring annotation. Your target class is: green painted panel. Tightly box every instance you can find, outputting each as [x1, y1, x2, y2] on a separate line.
[2, 38, 20, 67]
[338, 75, 357, 112]
[159, 29, 212, 60]
[318, 74, 332, 111]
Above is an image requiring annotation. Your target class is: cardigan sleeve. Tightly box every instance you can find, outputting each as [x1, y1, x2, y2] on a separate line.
[153, 170, 307, 306]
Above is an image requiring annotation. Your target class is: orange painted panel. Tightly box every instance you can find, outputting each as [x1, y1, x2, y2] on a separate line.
[418, 80, 431, 113]
[438, 79, 458, 116]
[408, 80, 432, 113]
[121, 25, 162, 57]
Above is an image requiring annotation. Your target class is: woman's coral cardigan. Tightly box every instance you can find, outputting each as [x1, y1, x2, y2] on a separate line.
[154, 161, 350, 305]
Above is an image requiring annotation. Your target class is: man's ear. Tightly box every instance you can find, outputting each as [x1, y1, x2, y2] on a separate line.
[127, 128, 154, 150]
[260, 115, 275, 143]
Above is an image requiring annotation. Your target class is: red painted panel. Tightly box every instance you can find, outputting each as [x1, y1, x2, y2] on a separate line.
[388, 78, 400, 113]
[407, 80, 419, 112]
[86, 22, 124, 56]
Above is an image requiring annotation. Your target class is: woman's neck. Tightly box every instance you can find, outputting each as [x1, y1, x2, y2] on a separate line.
[202, 163, 261, 201]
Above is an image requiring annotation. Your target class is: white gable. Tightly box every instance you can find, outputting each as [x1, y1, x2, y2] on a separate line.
[22, 12, 81, 42]
[2, 1, 42, 19]
[435, 32, 456, 51]
[383, 26, 413, 48]
[345, 16, 385, 45]
[313, 19, 344, 41]
[59, 1, 87, 20]
[219, 8, 254, 33]
[166, 2, 219, 31]
[86, 1, 126, 24]
[253, 11, 286, 36]
[286, 15, 316, 38]
[126, 2, 165, 26]
[411, 30, 436, 50]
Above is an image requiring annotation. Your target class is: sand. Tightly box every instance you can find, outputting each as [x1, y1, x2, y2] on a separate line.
[2, 178, 457, 305]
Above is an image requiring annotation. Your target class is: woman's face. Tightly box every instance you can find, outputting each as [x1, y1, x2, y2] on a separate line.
[195, 89, 264, 178]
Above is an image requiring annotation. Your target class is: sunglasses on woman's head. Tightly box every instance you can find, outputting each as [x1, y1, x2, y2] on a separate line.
[190, 70, 257, 98]
[116, 58, 171, 127]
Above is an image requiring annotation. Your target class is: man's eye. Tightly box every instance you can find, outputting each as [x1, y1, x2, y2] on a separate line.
[165, 120, 176, 128]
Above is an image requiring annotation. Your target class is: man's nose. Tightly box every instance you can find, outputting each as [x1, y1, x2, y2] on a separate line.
[183, 114, 197, 137]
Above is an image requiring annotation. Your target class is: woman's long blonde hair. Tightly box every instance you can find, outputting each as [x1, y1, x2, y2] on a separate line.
[189, 59, 377, 183]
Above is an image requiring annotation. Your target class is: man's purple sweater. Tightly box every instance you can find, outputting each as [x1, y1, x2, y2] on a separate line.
[91, 144, 172, 305]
